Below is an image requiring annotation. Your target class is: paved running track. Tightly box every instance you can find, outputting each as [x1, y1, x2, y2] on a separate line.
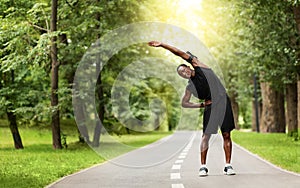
[47, 131, 300, 188]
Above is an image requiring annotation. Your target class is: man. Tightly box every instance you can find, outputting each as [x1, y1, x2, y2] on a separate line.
[148, 41, 236, 176]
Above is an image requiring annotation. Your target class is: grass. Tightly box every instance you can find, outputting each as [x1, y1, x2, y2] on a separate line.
[0, 119, 172, 188]
[232, 130, 300, 173]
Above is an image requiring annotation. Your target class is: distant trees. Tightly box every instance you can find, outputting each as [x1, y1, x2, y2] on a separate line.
[1, 0, 299, 150]
[1, 0, 175, 149]
[201, 0, 300, 138]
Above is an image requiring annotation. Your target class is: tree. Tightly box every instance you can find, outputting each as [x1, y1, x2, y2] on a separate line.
[235, 0, 297, 133]
[260, 82, 285, 132]
[2, 70, 24, 149]
[0, 0, 41, 149]
[50, 0, 62, 149]
[298, 74, 300, 139]
[291, 4, 300, 139]
[200, 0, 299, 133]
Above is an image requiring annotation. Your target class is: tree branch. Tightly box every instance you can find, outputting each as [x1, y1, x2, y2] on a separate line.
[28, 22, 49, 32]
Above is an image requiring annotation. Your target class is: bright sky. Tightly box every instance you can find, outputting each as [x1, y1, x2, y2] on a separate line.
[178, 0, 202, 9]
[156, 0, 225, 75]
[169, 0, 205, 40]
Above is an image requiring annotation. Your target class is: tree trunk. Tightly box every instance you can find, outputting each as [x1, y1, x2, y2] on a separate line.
[92, 63, 103, 147]
[252, 74, 261, 132]
[50, 0, 62, 149]
[298, 74, 300, 138]
[92, 0, 103, 147]
[75, 101, 90, 143]
[252, 101, 262, 132]
[260, 82, 285, 133]
[286, 83, 298, 137]
[7, 111, 24, 149]
[155, 114, 160, 130]
[230, 95, 239, 130]
[292, 6, 300, 139]
[5, 70, 23, 149]
[2, 69, 24, 149]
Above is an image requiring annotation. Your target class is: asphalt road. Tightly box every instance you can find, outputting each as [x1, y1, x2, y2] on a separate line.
[47, 131, 300, 188]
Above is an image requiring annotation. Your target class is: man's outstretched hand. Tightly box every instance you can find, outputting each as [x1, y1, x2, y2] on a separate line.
[148, 41, 161, 47]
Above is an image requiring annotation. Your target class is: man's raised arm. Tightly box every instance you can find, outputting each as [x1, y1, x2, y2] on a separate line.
[148, 41, 209, 69]
[148, 41, 190, 61]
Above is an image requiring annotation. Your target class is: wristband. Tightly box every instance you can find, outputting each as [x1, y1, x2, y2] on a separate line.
[186, 51, 197, 64]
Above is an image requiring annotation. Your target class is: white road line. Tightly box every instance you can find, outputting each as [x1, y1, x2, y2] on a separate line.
[170, 173, 181, 180]
[172, 164, 181, 170]
[171, 184, 185, 188]
[170, 132, 197, 188]
[175, 160, 184, 164]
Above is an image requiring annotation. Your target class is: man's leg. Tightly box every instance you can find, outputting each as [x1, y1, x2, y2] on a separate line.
[222, 132, 232, 163]
[222, 131, 235, 175]
[200, 133, 211, 164]
[199, 133, 211, 176]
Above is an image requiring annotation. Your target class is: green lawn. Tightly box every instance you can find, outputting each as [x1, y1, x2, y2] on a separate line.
[232, 130, 300, 173]
[0, 120, 171, 188]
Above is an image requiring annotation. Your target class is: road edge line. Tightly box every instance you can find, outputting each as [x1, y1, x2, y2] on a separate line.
[233, 143, 300, 177]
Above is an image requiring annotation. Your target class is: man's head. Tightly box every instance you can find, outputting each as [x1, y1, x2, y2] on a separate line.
[177, 64, 193, 79]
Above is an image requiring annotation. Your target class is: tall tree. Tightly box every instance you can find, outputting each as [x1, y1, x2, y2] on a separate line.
[286, 83, 298, 136]
[0, 0, 46, 148]
[292, 5, 300, 139]
[50, 0, 62, 149]
[298, 75, 300, 138]
[3, 70, 24, 149]
[260, 82, 285, 132]
[205, 0, 296, 133]
[91, 0, 103, 147]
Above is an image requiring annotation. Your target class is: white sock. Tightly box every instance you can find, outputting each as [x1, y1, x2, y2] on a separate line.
[225, 163, 231, 167]
[200, 164, 207, 168]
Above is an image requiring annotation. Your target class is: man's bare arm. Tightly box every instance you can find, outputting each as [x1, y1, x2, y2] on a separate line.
[181, 89, 202, 108]
[148, 41, 209, 68]
[181, 89, 212, 108]
[148, 41, 190, 61]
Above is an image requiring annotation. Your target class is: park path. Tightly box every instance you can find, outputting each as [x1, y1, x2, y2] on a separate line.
[47, 131, 300, 188]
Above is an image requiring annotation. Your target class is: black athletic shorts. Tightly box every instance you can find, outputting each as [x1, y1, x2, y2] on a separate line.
[203, 96, 235, 134]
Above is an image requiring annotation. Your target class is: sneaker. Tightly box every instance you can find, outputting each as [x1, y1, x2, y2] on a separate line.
[199, 167, 208, 177]
[224, 165, 236, 175]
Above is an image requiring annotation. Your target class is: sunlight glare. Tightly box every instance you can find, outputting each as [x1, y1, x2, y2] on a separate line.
[175, 0, 203, 33]
[178, 0, 202, 10]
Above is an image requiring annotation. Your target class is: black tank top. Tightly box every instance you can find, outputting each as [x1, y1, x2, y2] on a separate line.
[186, 66, 226, 101]
[186, 67, 211, 100]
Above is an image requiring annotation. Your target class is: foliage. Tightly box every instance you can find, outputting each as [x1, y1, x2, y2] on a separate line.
[199, 0, 300, 128]
[0, 0, 50, 125]
[101, 44, 181, 132]
[2, 0, 300, 135]
[239, 0, 298, 86]
[0, 0, 163, 131]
